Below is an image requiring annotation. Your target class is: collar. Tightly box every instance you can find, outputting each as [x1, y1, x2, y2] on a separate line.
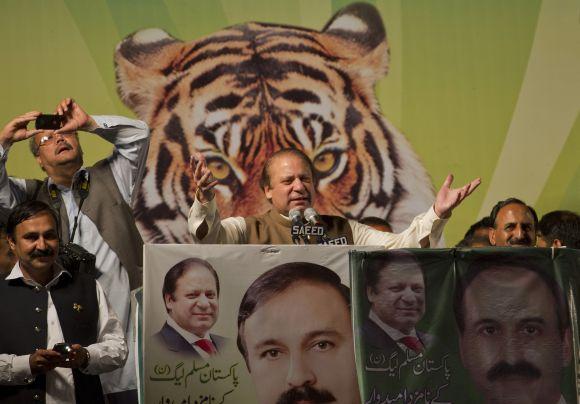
[6, 261, 71, 289]
[369, 310, 419, 341]
[47, 167, 89, 191]
[268, 208, 292, 227]
[167, 316, 210, 344]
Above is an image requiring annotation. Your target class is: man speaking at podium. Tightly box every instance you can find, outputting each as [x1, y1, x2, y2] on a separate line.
[188, 149, 480, 247]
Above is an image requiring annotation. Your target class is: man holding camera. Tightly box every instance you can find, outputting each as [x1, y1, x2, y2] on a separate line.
[0, 98, 148, 402]
[0, 200, 127, 404]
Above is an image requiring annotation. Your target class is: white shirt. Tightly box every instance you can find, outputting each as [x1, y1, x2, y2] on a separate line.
[188, 198, 447, 248]
[0, 262, 127, 404]
[0, 115, 149, 393]
[369, 310, 421, 354]
[166, 317, 213, 359]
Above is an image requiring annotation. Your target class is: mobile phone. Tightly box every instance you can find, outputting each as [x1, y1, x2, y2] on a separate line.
[35, 114, 65, 130]
[52, 342, 73, 355]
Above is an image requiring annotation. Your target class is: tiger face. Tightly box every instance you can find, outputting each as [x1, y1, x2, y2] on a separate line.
[115, 3, 435, 243]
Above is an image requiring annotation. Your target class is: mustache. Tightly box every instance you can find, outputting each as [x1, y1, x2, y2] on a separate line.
[55, 142, 73, 154]
[487, 360, 541, 382]
[508, 237, 532, 246]
[30, 248, 55, 258]
[276, 385, 336, 404]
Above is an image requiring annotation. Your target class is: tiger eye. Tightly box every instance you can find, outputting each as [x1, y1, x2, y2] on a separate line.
[208, 160, 231, 180]
[313, 152, 336, 174]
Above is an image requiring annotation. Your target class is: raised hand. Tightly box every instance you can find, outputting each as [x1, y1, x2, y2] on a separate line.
[54, 98, 97, 133]
[0, 111, 42, 149]
[434, 174, 481, 218]
[189, 152, 218, 203]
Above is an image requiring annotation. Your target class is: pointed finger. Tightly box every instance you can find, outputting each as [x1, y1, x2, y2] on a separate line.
[25, 129, 42, 139]
[189, 156, 196, 173]
[465, 178, 481, 197]
[199, 169, 213, 185]
[441, 174, 454, 190]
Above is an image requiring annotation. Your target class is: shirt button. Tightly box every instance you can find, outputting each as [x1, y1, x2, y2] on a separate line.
[33, 393, 41, 400]
[35, 307, 42, 313]
[34, 326, 41, 333]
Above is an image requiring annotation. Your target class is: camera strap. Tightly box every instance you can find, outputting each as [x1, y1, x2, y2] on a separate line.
[48, 170, 90, 242]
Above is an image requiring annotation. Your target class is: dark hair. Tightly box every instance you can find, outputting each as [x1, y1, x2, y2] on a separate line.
[365, 250, 421, 293]
[453, 252, 569, 338]
[162, 258, 220, 312]
[237, 262, 349, 364]
[489, 198, 538, 228]
[455, 217, 493, 247]
[538, 210, 580, 249]
[6, 200, 59, 239]
[29, 136, 40, 157]
[259, 148, 316, 190]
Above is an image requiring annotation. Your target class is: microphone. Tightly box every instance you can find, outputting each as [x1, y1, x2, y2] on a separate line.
[304, 207, 323, 226]
[289, 208, 305, 244]
[304, 208, 329, 243]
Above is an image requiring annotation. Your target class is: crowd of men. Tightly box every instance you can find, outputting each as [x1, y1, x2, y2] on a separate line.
[0, 100, 578, 403]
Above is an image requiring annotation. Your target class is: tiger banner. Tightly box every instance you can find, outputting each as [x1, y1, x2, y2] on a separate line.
[142, 244, 379, 404]
[1, 0, 578, 246]
[350, 247, 580, 404]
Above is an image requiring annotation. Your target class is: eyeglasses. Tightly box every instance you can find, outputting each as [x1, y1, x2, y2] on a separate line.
[38, 131, 77, 147]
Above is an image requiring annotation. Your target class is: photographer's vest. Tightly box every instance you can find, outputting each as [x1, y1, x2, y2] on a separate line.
[24, 159, 143, 290]
[0, 272, 103, 404]
[245, 209, 354, 244]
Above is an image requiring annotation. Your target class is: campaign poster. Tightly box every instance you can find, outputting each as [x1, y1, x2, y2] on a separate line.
[351, 247, 580, 404]
[143, 244, 378, 404]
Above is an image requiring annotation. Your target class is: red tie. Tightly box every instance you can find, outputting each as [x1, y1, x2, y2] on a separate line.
[399, 336, 424, 353]
[194, 339, 217, 356]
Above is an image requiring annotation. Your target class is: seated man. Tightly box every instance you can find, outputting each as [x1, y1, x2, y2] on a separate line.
[537, 210, 580, 249]
[455, 216, 493, 247]
[488, 198, 537, 247]
[153, 258, 229, 359]
[189, 149, 480, 247]
[0, 201, 127, 403]
[359, 216, 393, 233]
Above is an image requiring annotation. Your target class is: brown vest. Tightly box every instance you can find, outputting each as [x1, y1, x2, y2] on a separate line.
[244, 209, 354, 245]
[25, 159, 143, 290]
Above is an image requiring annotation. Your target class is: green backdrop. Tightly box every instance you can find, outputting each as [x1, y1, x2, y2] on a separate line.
[1, 0, 578, 244]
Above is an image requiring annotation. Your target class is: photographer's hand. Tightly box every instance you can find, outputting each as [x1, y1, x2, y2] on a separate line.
[29, 349, 61, 375]
[0, 111, 42, 149]
[54, 98, 97, 134]
[56, 344, 90, 369]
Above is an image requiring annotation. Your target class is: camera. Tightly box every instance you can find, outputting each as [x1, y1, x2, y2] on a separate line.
[53, 342, 73, 355]
[58, 243, 97, 277]
[35, 114, 65, 130]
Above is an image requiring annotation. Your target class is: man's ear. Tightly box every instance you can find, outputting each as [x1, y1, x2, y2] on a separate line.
[489, 227, 496, 246]
[263, 185, 273, 202]
[35, 155, 45, 172]
[164, 294, 174, 312]
[553, 239, 563, 248]
[7, 236, 15, 252]
[366, 286, 376, 303]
